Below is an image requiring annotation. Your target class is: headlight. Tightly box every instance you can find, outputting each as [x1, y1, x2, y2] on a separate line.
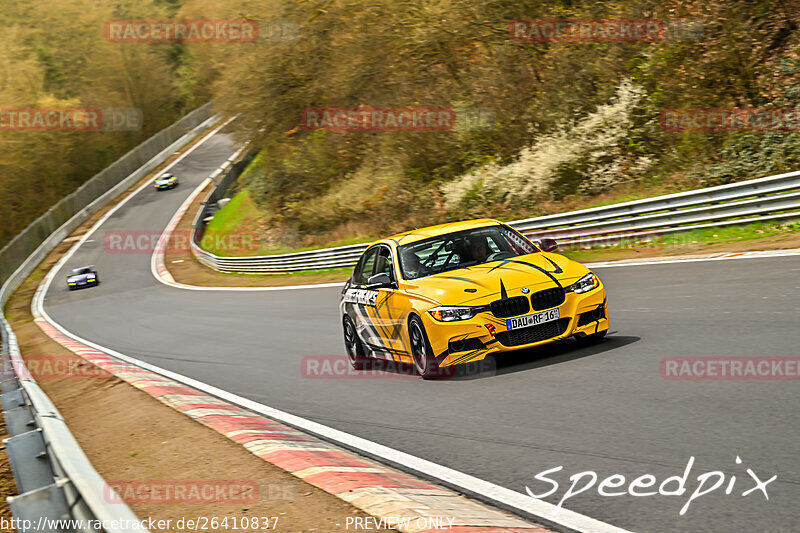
[566, 272, 598, 294]
[429, 306, 482, 322]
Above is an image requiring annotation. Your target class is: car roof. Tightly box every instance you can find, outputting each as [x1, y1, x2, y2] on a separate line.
[377, 218, 502, 247]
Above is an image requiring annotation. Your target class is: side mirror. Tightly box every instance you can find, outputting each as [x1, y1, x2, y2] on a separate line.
[540, 238, 558, 252]
[366, 273, 393, 289]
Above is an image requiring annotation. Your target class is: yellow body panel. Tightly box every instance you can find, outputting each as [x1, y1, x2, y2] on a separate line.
[341, 219, 609, 369]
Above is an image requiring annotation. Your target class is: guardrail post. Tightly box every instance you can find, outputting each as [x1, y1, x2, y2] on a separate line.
[3, 404, 36, 437]
[7, 482, 73, 532]
[4, 429, 57, 493]
[1, 376, 20, 393]
[1, 388, 26, 411]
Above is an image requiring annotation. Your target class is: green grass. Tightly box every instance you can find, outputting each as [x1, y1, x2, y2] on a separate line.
[201, 185, 798, 265]
[200, 188, 375, 256]
[562, 221, 799, 262]
[202, 190, 257, 241]
[248, 235, 375, 256]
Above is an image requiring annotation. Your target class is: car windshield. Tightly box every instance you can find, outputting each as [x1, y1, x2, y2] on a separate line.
[71, 267, 92, 275]
[158, 175, 172, 180]
[397, 225, 539, 280]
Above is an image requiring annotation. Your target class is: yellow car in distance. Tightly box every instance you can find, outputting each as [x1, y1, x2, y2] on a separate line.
[340, 219, 609, 379]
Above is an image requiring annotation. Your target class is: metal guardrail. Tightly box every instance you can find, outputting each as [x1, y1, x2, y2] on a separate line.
[1, 104, 219, 531]
[191, 169, 800, 274]
[1, 327, 146, 533]
[0, 103, 215, 289]
[190, 147, 256, 271]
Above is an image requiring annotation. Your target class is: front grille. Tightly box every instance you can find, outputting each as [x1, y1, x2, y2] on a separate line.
[490, 296, 530, 318]
[530, 287, 565, 311]
[449, 337, 486, 353]
[496, 318, 570, 347]
[577, 306, 606, 327]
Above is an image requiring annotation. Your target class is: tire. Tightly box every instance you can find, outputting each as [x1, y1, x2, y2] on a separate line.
[343, 315, 369, 370]
[577, 329, 607, 346]
[409, 316, 439, 379]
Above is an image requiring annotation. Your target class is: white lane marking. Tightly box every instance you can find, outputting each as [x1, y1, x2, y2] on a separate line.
[155, 245, 800, 292]
[38, 117, 236, 297]
[33, 297, 629, 533]
[157, 279, 345, 291]
[34, 115, 794, 530]
[148, 157, 346, 291]
[147, 142, 800, 291]
[34, 125, 631, 533]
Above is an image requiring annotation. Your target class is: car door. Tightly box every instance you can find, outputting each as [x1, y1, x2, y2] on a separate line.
[368, 245, 406, 358]
[344, 246, 380, 347]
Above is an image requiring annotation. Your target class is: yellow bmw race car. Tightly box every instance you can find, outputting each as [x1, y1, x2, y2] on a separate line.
[340, 219, 609, 379]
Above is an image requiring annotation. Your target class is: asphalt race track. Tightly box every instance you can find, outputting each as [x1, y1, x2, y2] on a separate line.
[42, 129, 800, 532]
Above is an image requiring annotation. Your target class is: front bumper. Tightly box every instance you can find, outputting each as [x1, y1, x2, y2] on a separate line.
[67, 279, 98, 289]
[427, 284, 609, 368]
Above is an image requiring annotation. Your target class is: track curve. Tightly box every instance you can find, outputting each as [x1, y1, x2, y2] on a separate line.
[40, 128, 800, 532]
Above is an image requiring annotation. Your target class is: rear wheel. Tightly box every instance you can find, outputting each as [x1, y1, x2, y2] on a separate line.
[343, 315, 369, 370]
[409, 316, 438, 379]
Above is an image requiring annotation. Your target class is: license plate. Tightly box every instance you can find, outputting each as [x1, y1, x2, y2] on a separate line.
[506, 308, 560, 330]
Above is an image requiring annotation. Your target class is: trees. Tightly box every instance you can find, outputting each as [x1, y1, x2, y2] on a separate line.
[202, 0, 800, 242]
[0, 0, 189, 247]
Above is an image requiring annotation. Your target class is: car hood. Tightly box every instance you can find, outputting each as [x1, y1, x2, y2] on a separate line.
[155, 179, 173, 184]
[402, 252, 589, 306]
[67, 274, 92, 282]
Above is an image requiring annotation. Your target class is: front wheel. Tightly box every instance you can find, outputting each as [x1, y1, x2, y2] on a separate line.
[409, 316, 439, 379]
[343, 315, 369, 370]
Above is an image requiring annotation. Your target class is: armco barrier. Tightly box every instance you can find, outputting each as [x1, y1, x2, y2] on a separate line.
[191, 170, 800, 273]
[0, 103, 215, 290]
[189, 146, 255, 271]
[1, 103, 220, 531]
